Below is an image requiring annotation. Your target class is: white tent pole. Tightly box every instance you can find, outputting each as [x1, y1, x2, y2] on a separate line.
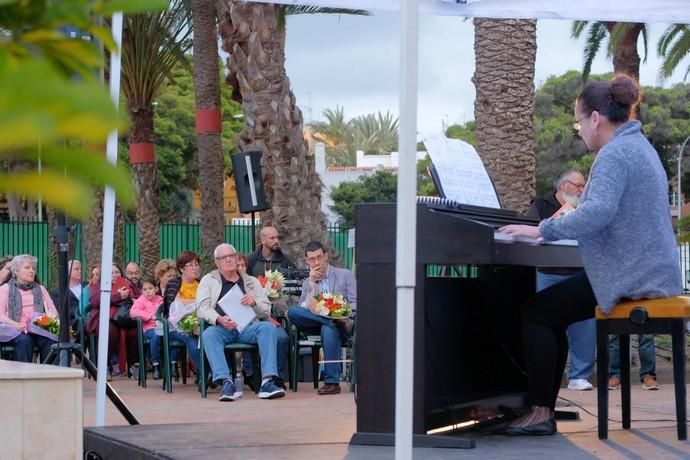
[95, 11, 123, 427]
[395, 0, 419, 458]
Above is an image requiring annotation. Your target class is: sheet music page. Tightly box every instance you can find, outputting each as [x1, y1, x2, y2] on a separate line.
[423, 133, 500, 208]
[217, 284, 256, 333]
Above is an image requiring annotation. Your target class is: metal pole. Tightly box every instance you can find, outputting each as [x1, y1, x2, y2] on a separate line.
[395, 1, 418, 458]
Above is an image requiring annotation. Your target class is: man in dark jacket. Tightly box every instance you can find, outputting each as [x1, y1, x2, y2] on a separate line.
[247, 226, 295, 277]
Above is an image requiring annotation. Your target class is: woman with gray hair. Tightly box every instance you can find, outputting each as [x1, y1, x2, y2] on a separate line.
[0, 254, 58, 362]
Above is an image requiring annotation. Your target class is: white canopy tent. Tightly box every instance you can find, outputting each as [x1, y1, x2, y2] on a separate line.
[98, 1, 690, 458]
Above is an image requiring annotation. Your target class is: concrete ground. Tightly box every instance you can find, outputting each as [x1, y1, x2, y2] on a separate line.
[83, 360, 690, 459]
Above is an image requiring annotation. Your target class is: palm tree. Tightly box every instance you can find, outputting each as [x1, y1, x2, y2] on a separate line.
[473, 18, 537, 213]
[351, 110, 399, 155]
[309, 106, 354, 165]
[191, 0, 225, 271]
[571, 22, 647, 81]
[120, 0, 193, 276]
[218, 2, 367, 261]
[658, 24, 690, 80]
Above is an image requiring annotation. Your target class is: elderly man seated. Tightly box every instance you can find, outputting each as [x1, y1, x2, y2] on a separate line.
[197, 243, 286, 401]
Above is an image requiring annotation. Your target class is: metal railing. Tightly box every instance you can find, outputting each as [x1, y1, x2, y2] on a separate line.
[0, 220, 354, 286]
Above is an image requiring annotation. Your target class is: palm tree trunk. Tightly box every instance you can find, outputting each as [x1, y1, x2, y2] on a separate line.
[219, 1, 330, 263]
[606, 23, 642, 80]
[473, 18, 537, 213]
[128, 105, 160, 277]
[192, 0, 225, 272]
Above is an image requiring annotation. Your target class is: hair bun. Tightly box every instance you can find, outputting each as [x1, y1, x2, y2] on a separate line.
[610, 74, 640, 106]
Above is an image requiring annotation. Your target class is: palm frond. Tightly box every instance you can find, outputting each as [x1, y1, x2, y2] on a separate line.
[582, 22, 607, 82]
[571, 20, 588, 38]
[657, 24, 690, 80]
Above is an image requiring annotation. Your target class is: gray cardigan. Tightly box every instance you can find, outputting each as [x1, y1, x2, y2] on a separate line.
[540, 120, 681, 312]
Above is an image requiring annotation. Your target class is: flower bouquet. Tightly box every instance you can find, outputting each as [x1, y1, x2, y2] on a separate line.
[177, 311, 199, 336]
[257, 269, 285, 303]
[28, 312, 59, 341]
[313, 292, 351, 319]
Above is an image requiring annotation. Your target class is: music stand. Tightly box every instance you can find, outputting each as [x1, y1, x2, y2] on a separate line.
[43, 212, 138, 425]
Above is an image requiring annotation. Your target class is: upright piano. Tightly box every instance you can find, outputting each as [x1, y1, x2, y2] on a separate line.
[351, 201, 582, 445]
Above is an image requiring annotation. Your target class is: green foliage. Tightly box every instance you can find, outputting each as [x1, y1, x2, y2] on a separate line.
[0, 0, 166, 218]
[445, 121, 476, 145]
[416, 155, 437, 197]
[658, 24, 690, 81]
[329, 170, 397, 227]
[118, 59, 242, 222]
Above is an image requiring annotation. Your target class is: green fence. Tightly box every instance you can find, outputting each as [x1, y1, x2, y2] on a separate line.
[1, 221, 355, 286]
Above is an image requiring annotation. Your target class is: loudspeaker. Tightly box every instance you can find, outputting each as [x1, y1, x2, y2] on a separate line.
[231, 150, 270, 213]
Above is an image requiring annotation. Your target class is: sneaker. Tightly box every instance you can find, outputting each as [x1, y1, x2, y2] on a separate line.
[642, 374, 659, 390]
[258, 379, 286, 399]
[608, 376, 621, 390]
[219, 378, 238, 401]
[567, 379, 593, 391]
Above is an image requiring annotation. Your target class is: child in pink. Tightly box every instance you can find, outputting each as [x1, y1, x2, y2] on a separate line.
[130, 279, 163, 379]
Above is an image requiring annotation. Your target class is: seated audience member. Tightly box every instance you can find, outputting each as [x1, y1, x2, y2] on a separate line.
[129, 277, 164, 379]
[197, 243, 286, 401]
[50, 259, 89, 335]
[125, 261, 142, 299]
[287, 241, 356, 395]
[238, 251, 289, 389]
[0, 254, 59, 362]
[0, 255, 13, 286]
[247, 226, 295, 276]
[87, 264, 138, 378]
[163, 251, 203, 380]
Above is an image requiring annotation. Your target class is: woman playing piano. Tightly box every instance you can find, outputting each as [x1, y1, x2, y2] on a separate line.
[497, 74, 681, 436]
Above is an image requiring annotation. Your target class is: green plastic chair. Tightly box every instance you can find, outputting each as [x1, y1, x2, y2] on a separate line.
[198, 319, 261, 398]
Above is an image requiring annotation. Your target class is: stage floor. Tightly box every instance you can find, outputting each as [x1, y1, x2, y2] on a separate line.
[82, 365, 690, 459]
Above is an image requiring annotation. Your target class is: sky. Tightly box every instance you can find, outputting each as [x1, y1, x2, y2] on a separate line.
[284, 13, 686, 134]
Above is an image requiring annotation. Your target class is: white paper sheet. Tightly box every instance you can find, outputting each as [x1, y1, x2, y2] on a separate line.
[217, 284, 256, 333]
[423, 133, 501, 208]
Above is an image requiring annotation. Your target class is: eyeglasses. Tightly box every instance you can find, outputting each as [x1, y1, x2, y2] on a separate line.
[184, 261, 200, 269]
[565, 179, 585, 189]
[215, 253, 236, 262]
[573, 113, 591, 131]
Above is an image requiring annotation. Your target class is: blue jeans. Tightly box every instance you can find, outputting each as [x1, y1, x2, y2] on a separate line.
[608, 334, 656, 381]
[3, 332, 55, 363]
[202, 321, 281, 383]
[537, 271, 595, 380]
[144, 329, 162, 364]
[287, 306, 350, 384]
[241, 328, 289, 381]
[169, 330, 202, 372]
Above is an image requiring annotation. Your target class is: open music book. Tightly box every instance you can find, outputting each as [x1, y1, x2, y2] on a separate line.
[422, 133, 500, 209]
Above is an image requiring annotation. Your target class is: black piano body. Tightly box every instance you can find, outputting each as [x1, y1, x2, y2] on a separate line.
[353, 202, 583, 442]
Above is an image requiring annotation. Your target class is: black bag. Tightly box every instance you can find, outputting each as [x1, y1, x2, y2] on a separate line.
[112, 298, 136, 329]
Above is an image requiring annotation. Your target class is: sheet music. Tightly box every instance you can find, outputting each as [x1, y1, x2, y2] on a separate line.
[423, 133, 500, 208]
[217, 284, 256, 333]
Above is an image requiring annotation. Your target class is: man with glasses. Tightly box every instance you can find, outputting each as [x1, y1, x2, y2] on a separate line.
[527, 170, 596, 391]
[287, 241, 356, 395]
[125, 261, 142, 299]
[197, 243, 287, 401]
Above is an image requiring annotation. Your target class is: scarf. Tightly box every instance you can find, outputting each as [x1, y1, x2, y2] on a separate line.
[178, 280, 199, 300]
[7, 277, 45, 322]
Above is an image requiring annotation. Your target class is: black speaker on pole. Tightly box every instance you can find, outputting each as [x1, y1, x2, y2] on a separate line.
[231, 150, 270, 213]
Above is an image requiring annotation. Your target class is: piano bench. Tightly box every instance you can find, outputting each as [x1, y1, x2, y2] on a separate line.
[595, 296, 690, 440]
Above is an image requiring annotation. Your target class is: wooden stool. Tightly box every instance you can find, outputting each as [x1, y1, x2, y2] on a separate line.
[595, 296, 690, 440]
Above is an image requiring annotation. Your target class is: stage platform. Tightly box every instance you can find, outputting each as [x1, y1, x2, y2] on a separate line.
[82, 365, 690, 459]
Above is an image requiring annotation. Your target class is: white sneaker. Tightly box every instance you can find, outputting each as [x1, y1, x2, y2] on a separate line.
[567, 379, 593, 391]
